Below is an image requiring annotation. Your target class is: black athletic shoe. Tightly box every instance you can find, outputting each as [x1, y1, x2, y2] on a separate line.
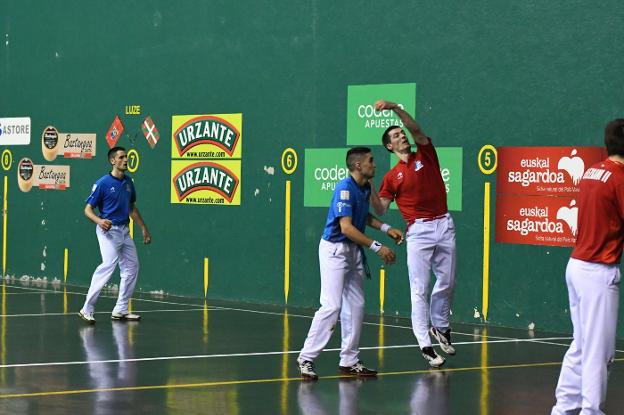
[338, 360, 377, 377]
[297, 358, 319, 381]
[429, 327, 456, 355]
[421, 346, 445, 368]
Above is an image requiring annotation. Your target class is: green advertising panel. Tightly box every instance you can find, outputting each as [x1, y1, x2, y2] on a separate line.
[389, 147, 463, 211]
[304, 148, 350, 207]
[347, 83, 416, 145]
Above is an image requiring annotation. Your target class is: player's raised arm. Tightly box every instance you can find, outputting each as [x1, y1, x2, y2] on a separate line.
[375, 99, 428, 145]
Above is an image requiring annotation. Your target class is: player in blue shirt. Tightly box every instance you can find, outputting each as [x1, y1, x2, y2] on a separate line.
[297, 147, 404, 380]
[78, 147, 151, 324]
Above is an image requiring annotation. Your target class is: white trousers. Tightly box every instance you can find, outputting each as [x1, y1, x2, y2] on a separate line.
[552, 258, 620, 415]
[82, 225, 139, 315]
[299, 239, 365, 367]
[406, 214, 456, 348]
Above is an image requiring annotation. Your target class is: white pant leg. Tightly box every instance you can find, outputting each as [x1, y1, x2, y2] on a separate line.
[299, 240, 348, 362]
[113, 226, 139, 314]
[553, 258, 619, 415]
[406, 222, 436, 348]
[82, 226, 122, 314]
[577, 260, 619, 414]
[430, 215, 457, 331]
[553, 260, 583, 414]
[339, 246, 365, 367]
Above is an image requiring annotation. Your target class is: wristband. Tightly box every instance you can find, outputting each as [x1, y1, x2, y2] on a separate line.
[380, 223, 391, 234]
[369, 240, 382, 253]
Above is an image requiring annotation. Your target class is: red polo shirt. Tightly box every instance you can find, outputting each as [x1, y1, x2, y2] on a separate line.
[572, 159, 624, 264]
[379, 138, 448, 224]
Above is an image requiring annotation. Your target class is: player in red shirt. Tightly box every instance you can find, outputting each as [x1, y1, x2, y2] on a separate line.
[552, 119, 624, 415]
[370, 99, 456, 368]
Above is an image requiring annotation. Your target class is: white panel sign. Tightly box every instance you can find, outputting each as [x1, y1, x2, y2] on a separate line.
[0, 117, 31, 145]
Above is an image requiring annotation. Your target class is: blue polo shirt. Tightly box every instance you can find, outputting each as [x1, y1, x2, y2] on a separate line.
[321, 176, 371, 243]
[86, 174, 136, 226]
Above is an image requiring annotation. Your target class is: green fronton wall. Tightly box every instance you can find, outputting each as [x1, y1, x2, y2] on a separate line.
[2, 1, 624, 336]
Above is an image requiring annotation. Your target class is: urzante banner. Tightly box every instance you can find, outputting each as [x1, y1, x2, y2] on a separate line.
[17, 158, 70, 192]
[346, 83, 416, 145]
[171, 114, 242, 159]
[170, 160, 241, 205]
[496, 147, 605, 196]
[390, 147, 463, 211]
[495, 194, 578, 247]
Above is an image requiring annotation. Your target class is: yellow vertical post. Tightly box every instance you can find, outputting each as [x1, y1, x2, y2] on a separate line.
[284, 181, 291, 303]
[379, 267, 385, 313]
[482, 182, 490, 321]
[2, 176, 7, 276]
[63, 248, 68, 283]
[204, 257, 209, 298]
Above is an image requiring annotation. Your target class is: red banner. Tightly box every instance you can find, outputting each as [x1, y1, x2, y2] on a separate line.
[495, 194, 578, 247]
[105, 115, 124, 149]
[496, 146, 605, 196]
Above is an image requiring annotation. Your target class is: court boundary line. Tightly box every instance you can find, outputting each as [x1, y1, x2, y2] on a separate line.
[1, 284, 569, 342]
[10, 284, 621, 352]
[0, 308, 209, 318]
[0, 336, 573, 369]
[2, 358, 623, 399]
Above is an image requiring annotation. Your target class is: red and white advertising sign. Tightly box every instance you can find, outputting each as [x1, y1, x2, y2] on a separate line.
[105, 116, 124, 149]
[495, 194, 578, 247]
[496, 146, 605, 196]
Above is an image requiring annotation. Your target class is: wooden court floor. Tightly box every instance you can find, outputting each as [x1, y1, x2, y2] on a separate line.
[0, 281, 621, 414]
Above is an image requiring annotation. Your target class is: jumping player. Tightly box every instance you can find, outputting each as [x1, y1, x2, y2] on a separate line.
[552, 119, 624, 415]
[297, 147, 404, 380]
[371, 99, 456, 368]
[78, 147, 151, 324]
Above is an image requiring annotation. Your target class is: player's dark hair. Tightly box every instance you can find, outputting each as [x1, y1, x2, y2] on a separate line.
[346, 147, 372, 171]
[605, 119, 624, 156]
[381, 125, 401, 152]
[108, 146, 126, 162]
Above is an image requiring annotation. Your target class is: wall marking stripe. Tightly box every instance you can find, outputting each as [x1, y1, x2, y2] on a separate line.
[2, 176, 7, 276]
[482, 181, 490, 321]
[284, 180, 291, 303]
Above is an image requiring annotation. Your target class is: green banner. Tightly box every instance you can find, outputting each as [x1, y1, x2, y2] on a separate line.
[346, 83, 416, 145]
[389, 147, 463, 211]
[304, 148, 350, 207]
[304, 147, 462, 211]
